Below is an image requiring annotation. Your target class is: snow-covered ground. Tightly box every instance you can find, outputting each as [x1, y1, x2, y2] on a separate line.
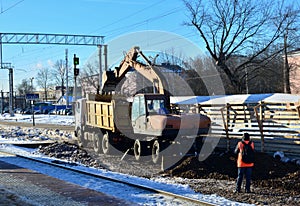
[0, 113, 252, 205]
[0, 114, 73, 144]
[0, 113, 74, 126]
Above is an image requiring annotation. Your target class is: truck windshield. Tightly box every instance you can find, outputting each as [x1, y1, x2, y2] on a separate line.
[146, 99, 168, 114]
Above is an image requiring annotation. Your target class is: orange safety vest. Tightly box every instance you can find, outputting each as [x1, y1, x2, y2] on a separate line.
[237, 140, 254, 168]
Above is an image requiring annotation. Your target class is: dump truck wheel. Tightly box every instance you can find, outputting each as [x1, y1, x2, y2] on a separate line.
[152, 140, 160, 164]
[134, 140, 141, 161]
[102, 133, 110, 154]
[93, 133, 102, 153]
[76, 128, 87, 148]
[133, 139, 150, 160]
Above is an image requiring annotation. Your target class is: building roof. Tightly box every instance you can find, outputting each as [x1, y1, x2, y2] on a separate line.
[57, 95, 74, 103]
[171, 93, 300, 105]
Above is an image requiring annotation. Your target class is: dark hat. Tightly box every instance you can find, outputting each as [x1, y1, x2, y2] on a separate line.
[242, 133, 250, 141]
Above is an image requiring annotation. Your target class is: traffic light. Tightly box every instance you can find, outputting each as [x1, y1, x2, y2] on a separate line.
[73, 54, 79, 76]
[74, 68, 79, 76]
[74, 57, 79, 65]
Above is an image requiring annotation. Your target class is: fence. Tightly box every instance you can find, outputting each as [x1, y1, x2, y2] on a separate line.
[172, 96, 300, 158]
[202, 101, 300, 157]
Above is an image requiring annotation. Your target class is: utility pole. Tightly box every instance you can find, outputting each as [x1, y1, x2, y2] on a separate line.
[96, 44, 108, 94]
[29, 77, 34, 91]
[8, 68, 14, 117]
[65, 49, 69, 108]
[0, 33, 2, 67]
[283, 31, 291, 93]
[0, 63, 14, 116]
[104, 45, 108, 71]
[98, 45, 102, 94]
[0, 90, 3, 114]
[245, 66, 249, 94]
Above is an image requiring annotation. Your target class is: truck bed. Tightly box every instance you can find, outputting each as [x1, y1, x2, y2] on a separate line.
[85, 95, 132, 133]
[86, 100, 115, 131]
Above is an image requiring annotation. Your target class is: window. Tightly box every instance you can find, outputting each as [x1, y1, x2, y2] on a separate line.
[131, 95, 146, 121]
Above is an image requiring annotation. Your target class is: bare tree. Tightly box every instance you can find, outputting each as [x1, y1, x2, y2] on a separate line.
[80, 63, 99, 93]
[184, 0, 299, 93]
[52, 60, 66, 97]
[16, 79, 34, 96]
[36, 67, 52, 101]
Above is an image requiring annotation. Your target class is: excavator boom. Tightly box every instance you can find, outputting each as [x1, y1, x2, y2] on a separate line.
[101, 46, 169, 96]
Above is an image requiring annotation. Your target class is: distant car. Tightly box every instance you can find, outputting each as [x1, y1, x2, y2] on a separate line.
[65, 108, 73, 115]
[23, 109, 32, 114]
[34, 110, 41, 114]
[57, 109, 64, 115]
[14, 108, 23, 114]
[49, 109, 57, 115]
[3, 107, 9, 113]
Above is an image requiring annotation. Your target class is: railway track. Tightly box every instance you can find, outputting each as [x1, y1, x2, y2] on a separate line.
[0, 120, 74, 131]
[0, 146, 216, 206]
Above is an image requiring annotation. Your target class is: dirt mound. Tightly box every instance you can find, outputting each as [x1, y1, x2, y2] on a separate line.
[38, 142, 104, 169]
[164, 151, 300, 205]
[167, 151, 300, 181]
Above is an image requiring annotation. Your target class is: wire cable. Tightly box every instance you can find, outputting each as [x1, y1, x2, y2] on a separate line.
[0, 0, 24, 14]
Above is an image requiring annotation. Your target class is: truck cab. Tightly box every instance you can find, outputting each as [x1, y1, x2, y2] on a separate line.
[131, 93, 211, 137]
[131, 94, 169, 136]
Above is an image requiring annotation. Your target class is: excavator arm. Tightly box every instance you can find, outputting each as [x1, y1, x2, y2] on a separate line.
[101, 46, 169, 96]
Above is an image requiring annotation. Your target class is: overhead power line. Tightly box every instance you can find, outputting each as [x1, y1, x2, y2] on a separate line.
[90, 0, 168, 34]
[104, 7, 182, 39]
[0, 0, 24, 14]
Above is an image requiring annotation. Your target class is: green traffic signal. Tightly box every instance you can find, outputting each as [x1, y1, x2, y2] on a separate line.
[74, 57, 79, 65]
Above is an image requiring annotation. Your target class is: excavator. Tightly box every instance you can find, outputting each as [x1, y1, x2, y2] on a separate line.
[74, 46, 211, 163]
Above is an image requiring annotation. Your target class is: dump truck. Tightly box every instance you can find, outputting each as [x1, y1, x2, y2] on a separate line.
[75, 47, 211, 163]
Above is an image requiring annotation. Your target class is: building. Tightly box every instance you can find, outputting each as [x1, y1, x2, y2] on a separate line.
[36, 88, 56, 102]
[57, 96, 74, 105]
[288, 50, 300, 94]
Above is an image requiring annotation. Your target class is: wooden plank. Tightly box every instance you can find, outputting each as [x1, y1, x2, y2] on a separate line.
[86, 100, 115, 131]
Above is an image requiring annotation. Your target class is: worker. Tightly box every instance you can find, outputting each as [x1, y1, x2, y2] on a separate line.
[234, 132, 255, 193]
[156, 102, 168, 114]
[147, 102, 154, 112]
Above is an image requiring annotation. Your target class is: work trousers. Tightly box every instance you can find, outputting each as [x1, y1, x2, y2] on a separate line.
[236, 167, 252, 192]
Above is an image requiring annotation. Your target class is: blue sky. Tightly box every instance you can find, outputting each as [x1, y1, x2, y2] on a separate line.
[0, 0, 205, 91]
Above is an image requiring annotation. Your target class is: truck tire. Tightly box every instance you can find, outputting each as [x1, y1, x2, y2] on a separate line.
[102, 132, 110, 154]
[151, 140, 160, 164]
[93, 133, 102, 154]
[76, 128, 87, 148]
[134, 139, 148, 161]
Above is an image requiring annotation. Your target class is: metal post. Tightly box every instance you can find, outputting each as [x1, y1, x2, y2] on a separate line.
[283, 31, 291, 94]
[0, 33, 2, 67]
[30, 77, 34, 92]
[283, 33, 287, 93]
[31, 100, 35, 126]
[98, 45, 102, 94]
[8, 68, 14, 117]
[0, 90, 3, 114]
[74, 76, 77, 102]
[245, 66, 248, 94]
[73, 54, 77, 103]
[66, 49, 69, 108]
[104, 45, 108, 71]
